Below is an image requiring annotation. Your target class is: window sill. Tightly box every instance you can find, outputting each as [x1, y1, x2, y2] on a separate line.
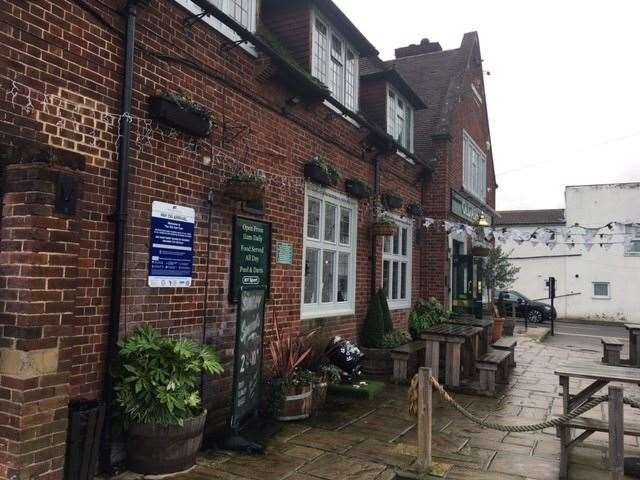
[388, 301, 411, 311]
[592, 296, 611, 300]
[301, 306, 355, 320]
[323, 100, 361, 128]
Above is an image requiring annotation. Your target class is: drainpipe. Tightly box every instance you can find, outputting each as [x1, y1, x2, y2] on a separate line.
[371, 154, 382, 296]
[101, 0, 142, 472]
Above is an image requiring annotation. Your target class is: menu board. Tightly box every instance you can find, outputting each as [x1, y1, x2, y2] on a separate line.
[230, 217, 271, 303]
[231, 287, 266, 429]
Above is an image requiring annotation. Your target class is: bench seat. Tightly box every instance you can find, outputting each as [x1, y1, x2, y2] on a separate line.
[559, 416, 640, 436]
[491, 336, 517, 368]
[601, 337, 624, 365]
[476, 348, 511, 394]
[390, 340, 425, 383]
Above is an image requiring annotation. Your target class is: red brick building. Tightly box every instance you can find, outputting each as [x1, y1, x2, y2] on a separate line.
[0, 1, 496, 478]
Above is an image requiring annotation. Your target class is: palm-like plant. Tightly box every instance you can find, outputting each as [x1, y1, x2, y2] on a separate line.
[267, 321, 315, 380]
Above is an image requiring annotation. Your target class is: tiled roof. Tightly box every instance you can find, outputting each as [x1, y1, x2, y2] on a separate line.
[495, 209, 566, 226]
[360, 57, 427, 110]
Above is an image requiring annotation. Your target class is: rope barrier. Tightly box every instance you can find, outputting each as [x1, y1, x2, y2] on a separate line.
[410, 374, 640, 433]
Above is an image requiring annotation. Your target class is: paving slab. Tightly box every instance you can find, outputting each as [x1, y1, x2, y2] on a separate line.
[489, 451, 559, 480]
[299, 452, 386, 480]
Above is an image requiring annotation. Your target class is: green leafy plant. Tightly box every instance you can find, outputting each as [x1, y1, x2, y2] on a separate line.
[377, 289, 393, 334]
[374, 213, 396, 226]
[380, 330, 412, 349]
[308, 156, 340, 182]
[318, 364, 342, 384]
[409, 298, 449, 339]
[113, 325, 223, 427]
[361, 292, 385, 348]
[158, 91, 212, 119]
[227, 171, 266, 188]
[484, 247, 520, 305]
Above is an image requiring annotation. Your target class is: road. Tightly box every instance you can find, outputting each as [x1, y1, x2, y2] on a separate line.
[518, 319, 628, 353]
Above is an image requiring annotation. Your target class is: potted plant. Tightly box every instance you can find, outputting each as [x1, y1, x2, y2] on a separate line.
[406, 202, 424, 217]
[409, 297, 449, 340]
[304, 156, 340, 187]
[113, 326, 223, 475]
[382, 191, 403, 210]
[225, 171, 266, 202]
[345, 178, 372, 200]
[372, 214, 399, 237]
[149, 92, 213, 138]
[266, 324, 316, 421]
[312, 364, 342, 412]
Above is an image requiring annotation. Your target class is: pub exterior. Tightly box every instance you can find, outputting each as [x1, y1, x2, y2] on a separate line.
[0, 0, 497, 478]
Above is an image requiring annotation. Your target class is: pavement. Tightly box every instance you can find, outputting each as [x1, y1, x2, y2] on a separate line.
[115, 324, 640, 480]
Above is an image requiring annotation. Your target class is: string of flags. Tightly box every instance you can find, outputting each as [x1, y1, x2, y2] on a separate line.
[422, 218, 640, 251]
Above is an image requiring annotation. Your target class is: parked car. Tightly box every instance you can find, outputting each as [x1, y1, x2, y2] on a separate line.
[497, 290, 556, 323]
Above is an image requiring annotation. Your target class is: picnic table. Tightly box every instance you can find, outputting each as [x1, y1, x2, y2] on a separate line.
[624, 324, 640, 366]
[447, 316, 494, 355]
[421, 324, 483, 388]
[555, 363, 640, 478]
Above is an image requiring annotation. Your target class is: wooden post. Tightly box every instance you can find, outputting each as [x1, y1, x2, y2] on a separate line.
[425, 340, 439, 379]
[416, 367, 432, 472]
[608, 385, 624, 480]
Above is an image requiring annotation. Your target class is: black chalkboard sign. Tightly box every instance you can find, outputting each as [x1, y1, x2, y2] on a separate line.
[230, 287, 266, 429]
[230, 217, 272, 303]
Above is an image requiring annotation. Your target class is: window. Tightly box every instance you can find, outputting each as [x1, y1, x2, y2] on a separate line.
[312, 12, 359, 111]
[387, 86, 414, 152]
[625, 225, 640, 256]
[302, 187, 358, 318]
[593, 282, 610, 299]
[463, 130, 487, 201]
[382, 217, 413, 309]
[174, 0, 257, 54]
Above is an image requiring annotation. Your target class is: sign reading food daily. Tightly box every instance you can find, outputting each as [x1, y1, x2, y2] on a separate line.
[230, 217, 271, 302]
[148, 201, 195, 287]
[451, 192, 493, 225]
[231, 287, 266, 429]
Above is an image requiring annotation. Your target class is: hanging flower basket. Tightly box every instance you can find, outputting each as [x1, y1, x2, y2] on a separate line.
[304, 157, 340, 187]
[406, 202, 424, 217]
[149, 94, 213, 138]
[372, 221, 399, 237]
[382, 191, 403, 210]
[224, 173, 266, 202]
[345, 179, 372, 200]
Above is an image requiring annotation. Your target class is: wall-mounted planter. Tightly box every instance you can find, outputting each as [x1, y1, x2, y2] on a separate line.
[304, 158, 339, 187]
[149, 95, 213, 138]
[372, 222, 399, 237]
[345, 179, 372, 200]
[225, 178, 265, 202]
[382, 192, 403, 210]
[406, 202, 424, 217]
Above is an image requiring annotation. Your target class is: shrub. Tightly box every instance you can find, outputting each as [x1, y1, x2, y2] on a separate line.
[409, 298, 449, 339]
[378, 289, 393, 334]
[380, 330, 412, 349]
[113, 326, 223, 427]
[362, 292, 385, 348]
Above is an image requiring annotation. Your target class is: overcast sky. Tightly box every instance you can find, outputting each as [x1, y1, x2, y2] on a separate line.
[334, 0, 640, 211]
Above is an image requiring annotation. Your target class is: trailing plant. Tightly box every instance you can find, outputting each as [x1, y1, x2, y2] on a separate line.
[374, 213, 396, 226]
[113, 325, 223, 427]
[157, 91, 211, 119]
[380, 330, 412, 349]
[306, 156, 340, 183]
[377, 289, 393, 334]
[361, 292, 385, 348]
[227, 171, 266, 188]
[409, 298, 449, 339]
[345, 178, 372, 200]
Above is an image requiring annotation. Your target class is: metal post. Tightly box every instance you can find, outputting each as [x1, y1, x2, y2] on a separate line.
[608, 385, 624, 480]
[416, 367, 432, 472]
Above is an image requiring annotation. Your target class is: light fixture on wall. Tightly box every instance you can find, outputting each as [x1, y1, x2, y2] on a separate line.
[477, 213, 490, 227]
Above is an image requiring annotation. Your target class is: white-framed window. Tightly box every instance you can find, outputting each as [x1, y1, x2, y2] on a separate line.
[382, 217, 413, 310]
[302, 186, 358, 319]
[625, 225, 640, 256]
[387, 86, 414, 153]
[463, 130, 487, 201]
[312, 11, 359, 112]
[174, 0, 258, 55]
[593, 282, 611, 299]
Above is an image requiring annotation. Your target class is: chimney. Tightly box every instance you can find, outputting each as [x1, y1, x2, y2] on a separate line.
[395, 38, 443, 58]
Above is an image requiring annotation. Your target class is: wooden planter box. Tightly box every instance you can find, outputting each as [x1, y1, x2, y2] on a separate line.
[361, 347, 393, 376]
[149, 96, 212, 138]
[224, 180, 265, 202]
[372, 222, 399, 237]
[304, 162, 338, 187]
[345, 179, 371, 200]
[382, 192, 403, 210]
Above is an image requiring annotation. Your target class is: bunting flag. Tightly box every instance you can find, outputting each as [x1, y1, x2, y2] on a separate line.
[584, 242, 595, 252]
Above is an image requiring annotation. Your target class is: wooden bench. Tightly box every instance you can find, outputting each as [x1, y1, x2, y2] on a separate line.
[601, 337, 624, 365]
[491, 336, 517, 368]
[390, 341, 425, 383]
[476, 348, 511, 394]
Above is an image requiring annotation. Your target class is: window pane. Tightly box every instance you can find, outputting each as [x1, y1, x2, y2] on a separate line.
[337, 253, 349, 303]
[307, 198, 320, 239]
[383, 236, 391, 253]
[339, 207, 350, 244]
[313, 19, 328, 83]
[401, 262, 407, 299]
[632, 241, 640, 253]
[594, 283, 609, 297]
[324, 203, 336, 242]
[392, 231, 399, 255]
[345, 49, 357, 111]
[401, 228, 407, 256]
[404, 110, 412, 150]
[304, 248, 319, 304]
[321, 250, 335, 303]
[383, 260, 390, 297]
[392, 261, 399, 299]
[229, 0, 251, 28]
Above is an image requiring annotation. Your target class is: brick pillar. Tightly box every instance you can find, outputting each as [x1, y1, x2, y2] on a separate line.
[0, 140, 84, 480]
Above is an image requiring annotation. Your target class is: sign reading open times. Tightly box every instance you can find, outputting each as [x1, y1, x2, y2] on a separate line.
[148, 201, 195, 288]
[230, 217, 272, 303]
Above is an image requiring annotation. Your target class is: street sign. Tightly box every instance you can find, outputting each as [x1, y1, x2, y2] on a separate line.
[147, 201, 195, 288]
[230, 216, 271, 303]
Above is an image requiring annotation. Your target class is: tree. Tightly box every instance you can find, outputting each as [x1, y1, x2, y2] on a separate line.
[377, 289, 393, 334]
[484, 246, 520, 305]
[361, 292, 385, 348]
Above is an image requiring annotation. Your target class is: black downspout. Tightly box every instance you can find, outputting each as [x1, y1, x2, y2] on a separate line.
[371, 154, 382, 296]
[100, 0, 139, 473]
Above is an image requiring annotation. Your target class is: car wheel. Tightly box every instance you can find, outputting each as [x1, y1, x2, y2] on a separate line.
[527, 309, 543, 323]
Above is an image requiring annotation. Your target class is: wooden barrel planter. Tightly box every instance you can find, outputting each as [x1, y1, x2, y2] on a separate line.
[361, 347, 393, 376]
[275, 384, 313, 421]
[126, 410, 206, 475]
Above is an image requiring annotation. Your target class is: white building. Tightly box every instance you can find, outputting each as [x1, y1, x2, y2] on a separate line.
[496, 183, 640, 322]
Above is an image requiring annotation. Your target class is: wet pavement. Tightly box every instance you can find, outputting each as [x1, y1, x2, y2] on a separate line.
[116, 326, 640, 479]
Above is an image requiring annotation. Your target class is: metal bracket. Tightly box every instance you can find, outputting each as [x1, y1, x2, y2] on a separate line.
[221, 38, 250, 53]
[183, 11, 208, 30]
